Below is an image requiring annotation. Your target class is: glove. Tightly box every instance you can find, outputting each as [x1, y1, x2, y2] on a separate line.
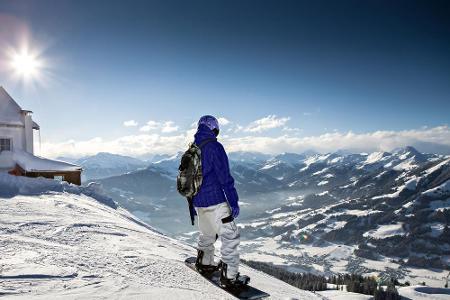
[230, 202, 240, 219]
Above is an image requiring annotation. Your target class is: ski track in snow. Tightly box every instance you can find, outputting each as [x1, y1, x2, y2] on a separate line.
[0, 193, 320, 299]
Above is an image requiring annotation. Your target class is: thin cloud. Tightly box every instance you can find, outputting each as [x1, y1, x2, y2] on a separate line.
[244, 115, 290, 133]
[139, 120, 159, 132]
[42, 134, 189, 158]
[282, 126, 302, 133]
[218, 117, 231, 126]
[161, 121, 179, 133]
[123, 120, 138, 127]
[41, 125, 450, 158]
[139, 120, 178, 133]
[225, 126, 450, 154]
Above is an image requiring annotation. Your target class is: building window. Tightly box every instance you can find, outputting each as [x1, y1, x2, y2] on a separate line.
[0, 138, 11, 152]
[54, 175, 64, 181]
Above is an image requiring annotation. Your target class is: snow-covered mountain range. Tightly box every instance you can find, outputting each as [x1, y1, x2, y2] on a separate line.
[88, 146, 450, 288]
[58, 152, 148, 181]
[235, 151, 450, 287]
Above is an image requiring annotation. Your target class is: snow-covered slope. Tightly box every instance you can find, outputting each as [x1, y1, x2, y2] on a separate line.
[0, 175, 318, 299]
[228, 155, 450, 288]
[397, 285, 450, 300]
[259, 153, 306, 180]
[149, 151, 183, 177]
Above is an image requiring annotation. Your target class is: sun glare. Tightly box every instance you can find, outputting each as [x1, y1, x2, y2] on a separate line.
[11, 50, 42, 78]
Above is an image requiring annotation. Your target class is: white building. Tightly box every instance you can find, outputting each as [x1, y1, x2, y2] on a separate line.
[0, 86, 82, 185]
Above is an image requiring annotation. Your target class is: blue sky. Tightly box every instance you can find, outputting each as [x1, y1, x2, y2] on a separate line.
[0, 0, 450, 157]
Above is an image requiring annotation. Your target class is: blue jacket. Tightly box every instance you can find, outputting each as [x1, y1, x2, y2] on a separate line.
[192, 124, 239, 208]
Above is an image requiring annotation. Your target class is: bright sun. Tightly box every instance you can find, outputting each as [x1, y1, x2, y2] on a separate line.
[11, 50, 41, 77]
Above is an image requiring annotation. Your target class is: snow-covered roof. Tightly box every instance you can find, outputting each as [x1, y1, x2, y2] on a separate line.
[0, 86, 24, 125]
[32, 121, 40, 130]
[13, 149, 81, 172]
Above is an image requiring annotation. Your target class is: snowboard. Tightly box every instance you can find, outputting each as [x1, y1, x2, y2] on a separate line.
[184, 257, 270, 300]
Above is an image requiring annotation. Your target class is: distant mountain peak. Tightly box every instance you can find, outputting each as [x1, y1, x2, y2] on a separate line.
[153, 151, 183, 164]
[228, 151, 271, 163]
[333, 149, 353, 156]
[77, 152, 144, 163]
[95, 152, 127, 158]
[392, 146, 427, 163]
[74, 152, 147, 181]
[273, 152, 305, 160]
[393, 146, 421, 155]
[300, 149, 319, 157]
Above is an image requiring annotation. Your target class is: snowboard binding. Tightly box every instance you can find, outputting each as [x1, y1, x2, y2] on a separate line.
[185, 256, 269, 299]
[195, 250, 220, 275]
[219, 261, 250, 288]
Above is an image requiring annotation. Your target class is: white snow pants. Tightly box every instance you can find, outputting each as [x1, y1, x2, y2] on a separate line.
[196, 202, 240, 278]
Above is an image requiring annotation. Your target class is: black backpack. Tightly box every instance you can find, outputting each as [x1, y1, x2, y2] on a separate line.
[177, 138, 216, 224]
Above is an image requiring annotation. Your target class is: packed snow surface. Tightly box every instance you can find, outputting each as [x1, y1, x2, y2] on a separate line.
[318, 289, 372, 300]
[397, 285, 450, 300]
[0, 176, 319, 299]
[0, 173, 116, 208]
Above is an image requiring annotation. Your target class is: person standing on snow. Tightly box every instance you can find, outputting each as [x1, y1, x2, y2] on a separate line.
[191, 115, 249, 287]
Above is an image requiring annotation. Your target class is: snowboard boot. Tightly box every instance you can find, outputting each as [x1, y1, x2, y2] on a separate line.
[219, 261, 250, 288]
[195, 250, 219, 275]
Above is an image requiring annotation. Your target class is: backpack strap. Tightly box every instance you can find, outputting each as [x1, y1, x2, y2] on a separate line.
[187, 196, 195, 226]
[196, 138, 217, 148]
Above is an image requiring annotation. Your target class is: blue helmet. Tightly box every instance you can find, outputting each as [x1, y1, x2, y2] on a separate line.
[198, 115, 220, 135]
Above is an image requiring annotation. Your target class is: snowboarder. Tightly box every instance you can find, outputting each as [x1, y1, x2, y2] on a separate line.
[190, 115, 249, 288]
